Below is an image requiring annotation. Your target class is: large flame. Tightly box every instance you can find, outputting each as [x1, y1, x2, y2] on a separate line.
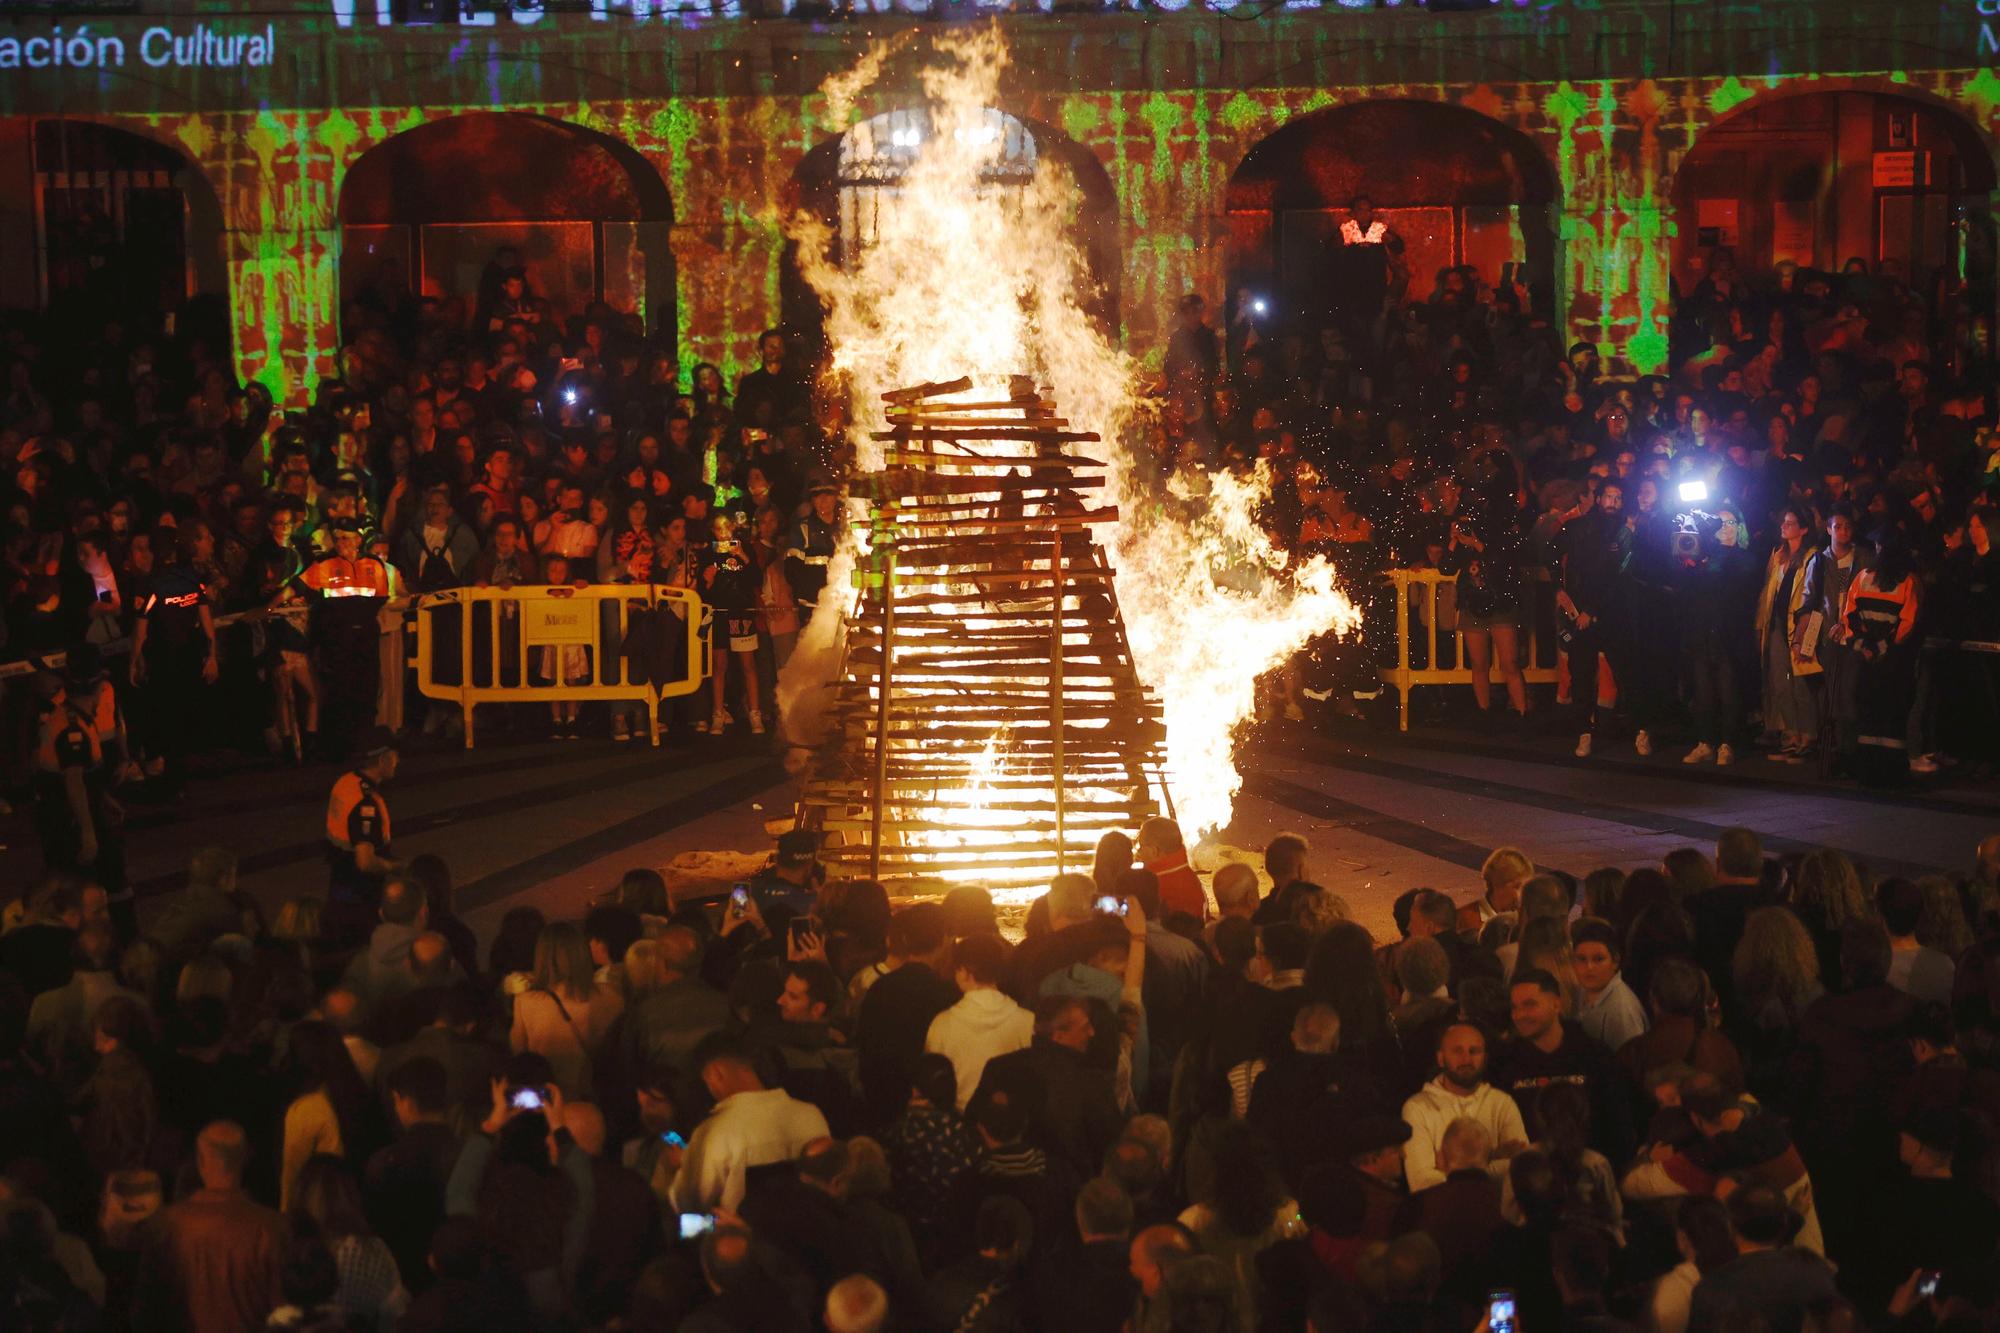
[788, 27, 1359, 844]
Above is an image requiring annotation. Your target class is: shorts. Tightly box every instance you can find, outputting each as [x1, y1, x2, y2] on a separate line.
[725, 613, 758, 653]
[1461, 605, 1520, 632]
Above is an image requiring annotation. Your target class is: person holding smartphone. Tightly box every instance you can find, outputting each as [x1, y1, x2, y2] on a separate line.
[748, 829, 825, 919]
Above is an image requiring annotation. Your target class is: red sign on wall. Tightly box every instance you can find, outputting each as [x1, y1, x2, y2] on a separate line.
[1873, 151, 1932, 188]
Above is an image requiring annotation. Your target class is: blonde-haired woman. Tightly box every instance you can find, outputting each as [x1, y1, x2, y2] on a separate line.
[510, 922, 600, 1096]
[1730, 906, 1824, 1110]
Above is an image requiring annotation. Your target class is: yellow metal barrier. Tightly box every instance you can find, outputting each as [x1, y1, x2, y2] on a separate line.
[412, 584, 708, 748]
[1379, 568, 1561, 731]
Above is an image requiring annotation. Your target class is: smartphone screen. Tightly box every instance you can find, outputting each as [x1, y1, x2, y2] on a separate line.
[661, 1131, 686, 1149]
[728, 885, 750, 917]
[1093, 895, 1125, 916]
[1919, 1273, 1941, 1299]
[509, 1088, 543, 1111]
[1488, 1290, 1516, 1333]
[679, 1212, 716, 1240]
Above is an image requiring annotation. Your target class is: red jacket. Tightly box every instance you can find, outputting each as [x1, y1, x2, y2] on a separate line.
[1146, 852, 1208, 921]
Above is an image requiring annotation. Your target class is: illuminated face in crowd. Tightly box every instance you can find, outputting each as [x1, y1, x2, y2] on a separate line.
[1572, 940, 1619, 994]
[1437, 1024, 1488, 1091]
[777, 974, 824, 1024]
[1597, 484, 1624, 517]
[1510, 982, 1562, 1044]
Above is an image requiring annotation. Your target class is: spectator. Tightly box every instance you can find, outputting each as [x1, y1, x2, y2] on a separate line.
[1650, 1196, 1736, 1333]
[279, 1020, 378, 1212]
[619, 923, 728, 1090]
[1396, 1117, 1504, 1313]
[364, 1055, 461, 1291]
[923, 933, 1035, 1111]
[290, 1153, 409, 1329]
[1493, 968, 1632, 1163]
[972, 993, 1123, 1184]
[1571, 916, 1649, 1053]
[135, 1121, 286, 1333]
[1877, 877, 1955, 1005]
[670, 1034, 829, 1214]
[1754, 505, 1827, 763]
[1036, 1175, 1137, 1332]
[1402, 1020, 1529, 1192]
[509, 921, 600, 1096]
[1684, 1182, 1837, 1333]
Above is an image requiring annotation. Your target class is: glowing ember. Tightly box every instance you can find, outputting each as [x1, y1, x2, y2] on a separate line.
[785, 28, 1359, 867]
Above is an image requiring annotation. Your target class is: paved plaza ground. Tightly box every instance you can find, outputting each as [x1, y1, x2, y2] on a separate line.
[20, 712, 1996, 950]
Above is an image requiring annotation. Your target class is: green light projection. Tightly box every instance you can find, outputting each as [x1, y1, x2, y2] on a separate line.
[64, 53, 2000, 403]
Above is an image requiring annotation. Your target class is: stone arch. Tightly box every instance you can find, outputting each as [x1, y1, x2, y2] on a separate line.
[8, 116, 228, 344]
[780, 105, 1121, 367]
[336, 111, 675, 346]
[1225, 97, 1562, 330]
[1671, 82, 1998, 325]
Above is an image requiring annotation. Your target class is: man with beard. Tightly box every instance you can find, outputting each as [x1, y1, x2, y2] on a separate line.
[1402, 1022, 1529, 1191]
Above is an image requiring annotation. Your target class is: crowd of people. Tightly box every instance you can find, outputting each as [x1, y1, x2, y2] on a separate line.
[3, 198, 2000, 1330]
[5, 815, 2000, 1333]
[1166, 206, 2000, 780]
[0, 258, 863, 894]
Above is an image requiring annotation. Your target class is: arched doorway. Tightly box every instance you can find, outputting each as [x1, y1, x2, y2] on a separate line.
[1672, 90, 1997, 310]
[1225, 99, 1560, 331]
[28, 119, 225, 333]
[782, 106, 1120, 367]
[338, 113, 674, 348]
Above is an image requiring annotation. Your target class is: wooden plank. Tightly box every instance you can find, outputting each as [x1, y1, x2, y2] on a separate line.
[871, 723, 1164, 743]
[875, 427, 1102, 444]
[869, 510, 1120, 532]
[828, 712, 1161, 731]
[883, 376, 974, 402]
[802, 792, 1152, 811]
[880, 451, 1102, 470]
[859, 472, 1105, 498]
[814, 812, 1134, 833]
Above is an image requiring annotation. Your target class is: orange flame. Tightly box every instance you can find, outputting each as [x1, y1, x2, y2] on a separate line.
[787, 27, 1359, 848]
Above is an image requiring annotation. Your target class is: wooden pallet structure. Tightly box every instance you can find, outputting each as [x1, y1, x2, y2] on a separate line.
[795, 375, 1172, 888]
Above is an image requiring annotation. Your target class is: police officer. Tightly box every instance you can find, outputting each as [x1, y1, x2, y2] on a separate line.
[130, 526, 217, 797]
[783, 481, 842, 616]
[325, 725, 400, 947]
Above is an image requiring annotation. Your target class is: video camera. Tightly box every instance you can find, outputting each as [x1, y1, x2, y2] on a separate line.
[1670, 478, 1716, 561]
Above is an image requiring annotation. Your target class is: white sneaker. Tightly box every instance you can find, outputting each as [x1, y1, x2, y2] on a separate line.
[692, 716, 709, 734]
[1683, 743, 1714, 765]
[750, 712, 767, 735]
[1716, 744, 1735, 766]
[611, 718, 632, 742]
[1910, 754, 1939, 773]
[1574, 733, 1593, 758]
[711, 709, 731, 733]
[1634, 730, 1653, 757]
